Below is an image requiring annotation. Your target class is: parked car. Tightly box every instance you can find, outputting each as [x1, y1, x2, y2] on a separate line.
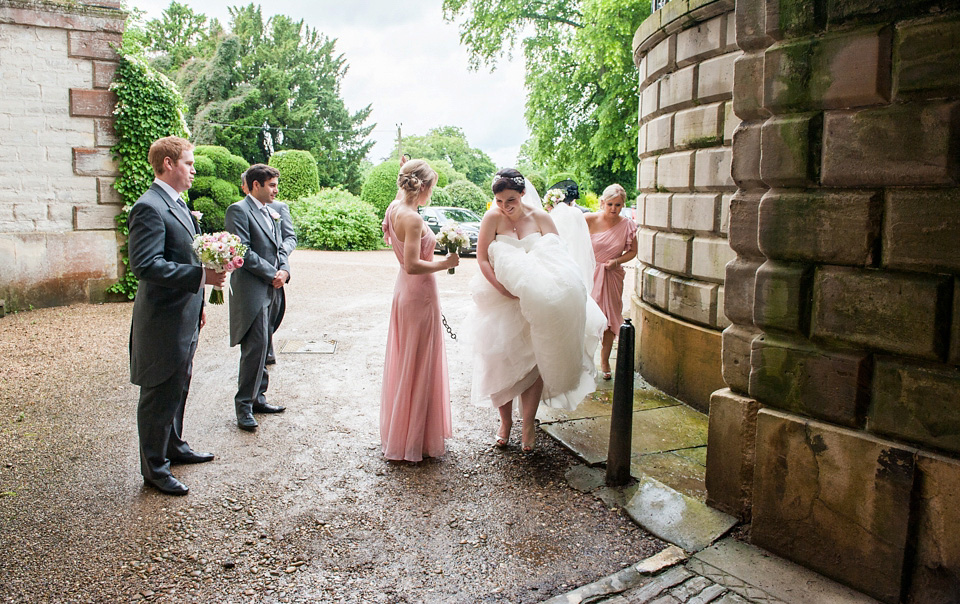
[620, 205, 636, 221]
[419, 206, 482, 255]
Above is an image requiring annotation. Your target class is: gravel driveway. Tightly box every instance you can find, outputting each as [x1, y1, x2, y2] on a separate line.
[0, 249, 663, 603]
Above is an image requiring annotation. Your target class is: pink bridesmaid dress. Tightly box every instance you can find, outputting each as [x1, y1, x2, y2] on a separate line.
[590, 218, 638, 333]
[380, 207, 453, 461]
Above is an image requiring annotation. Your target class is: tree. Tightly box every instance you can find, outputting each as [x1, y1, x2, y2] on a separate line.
[443, 0, 649, 193]
[391, 126, 495, 188]
[144, 2, 222, 72]
[150, 3, 374, 194]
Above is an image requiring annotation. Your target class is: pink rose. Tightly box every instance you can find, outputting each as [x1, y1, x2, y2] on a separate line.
[234, 257, 244, 268]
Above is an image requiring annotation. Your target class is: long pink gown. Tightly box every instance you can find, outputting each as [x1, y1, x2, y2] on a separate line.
[590, 217, 638, 333]
[380, 207, 453, 461]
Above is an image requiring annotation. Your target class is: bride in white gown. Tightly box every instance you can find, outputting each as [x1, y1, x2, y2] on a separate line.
[470, 169, 605, 452]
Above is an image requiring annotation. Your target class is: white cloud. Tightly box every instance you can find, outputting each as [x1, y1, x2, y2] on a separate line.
[133, 0, 528, 170]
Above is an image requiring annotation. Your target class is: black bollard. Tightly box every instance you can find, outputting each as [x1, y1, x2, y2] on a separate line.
[606, 318, 636, 486]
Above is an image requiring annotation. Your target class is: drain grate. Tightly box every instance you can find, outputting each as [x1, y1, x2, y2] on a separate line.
[277, 339, 337, 354]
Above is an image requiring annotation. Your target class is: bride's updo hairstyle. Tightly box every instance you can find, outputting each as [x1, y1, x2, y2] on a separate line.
[492, 168, 525, 194]
[397, 159, 437, 201]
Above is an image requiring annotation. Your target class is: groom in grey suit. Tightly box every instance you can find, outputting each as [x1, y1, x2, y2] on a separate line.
[225, 164, 290, 431]
[128, 136, 226, 496]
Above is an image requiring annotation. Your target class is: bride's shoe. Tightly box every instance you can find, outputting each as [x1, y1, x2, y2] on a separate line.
[521, 423, 536, 453]
[494, 421, 512, 449]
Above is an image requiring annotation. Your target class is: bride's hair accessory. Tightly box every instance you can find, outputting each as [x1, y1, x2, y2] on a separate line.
[495, 174, 524, 187]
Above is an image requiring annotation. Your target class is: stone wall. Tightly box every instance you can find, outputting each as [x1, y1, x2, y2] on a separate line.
[701, 0, 960, 602]
[0, 0, 124, 311]
[631, 0, 738, 411]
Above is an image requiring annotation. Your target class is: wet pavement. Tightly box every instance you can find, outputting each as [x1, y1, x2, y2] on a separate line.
[0, 250, 665, 603]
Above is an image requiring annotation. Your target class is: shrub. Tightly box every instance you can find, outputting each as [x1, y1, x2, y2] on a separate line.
[191, 196, 222, 232]
[429, 187, 452, 207]
[360, 160, 401, 219]
[547, 172, 578, 187]
[444, 180, 489, 215]
[194, 154, 215, 177]
[581, 191, 599, 211]
[195, 145, 248, 187]
[289, 188, 382, 251]
[427, 159, 466, 188]
[526, 171, 546, 197]
[430, 163, 449, 188]
[188, 175, 243, 231]
[269, 149, 320, 201]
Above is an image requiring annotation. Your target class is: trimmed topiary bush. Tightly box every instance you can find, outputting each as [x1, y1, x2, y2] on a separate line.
[289, 188, 381, 251]
[194, 154, 215, 177]
[360, 160, 401, 219]
[269, 149, 320, 201]
[191, 196, 222, 231]
[195, 145, 248, 187]
[188, 175, 243, 231]
[444, 180, 489, 215]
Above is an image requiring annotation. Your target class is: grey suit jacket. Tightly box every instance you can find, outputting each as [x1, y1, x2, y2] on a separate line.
[128, 184, 204, 387]
[269, 200, 297, 257]
[225, 195, 291, 347]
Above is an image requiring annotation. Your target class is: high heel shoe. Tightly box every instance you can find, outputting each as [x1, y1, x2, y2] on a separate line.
[602, 370, 612, 381]
[494, 421, 512, 449]
[521, 424, 536, 453]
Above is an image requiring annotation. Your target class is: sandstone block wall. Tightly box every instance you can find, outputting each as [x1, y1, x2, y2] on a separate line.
[632, 0, 737, 411]
[0, 0, 124, 311]
[705, 0, 960, 601]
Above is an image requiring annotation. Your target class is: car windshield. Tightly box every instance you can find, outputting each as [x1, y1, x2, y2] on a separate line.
[440, 208, 481, 223]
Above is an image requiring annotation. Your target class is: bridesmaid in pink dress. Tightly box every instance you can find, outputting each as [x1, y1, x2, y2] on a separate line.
[586, 184, 638, 379]
[380, 160, 459, 461]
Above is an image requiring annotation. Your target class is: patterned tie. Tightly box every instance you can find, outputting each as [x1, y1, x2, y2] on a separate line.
[261, 206, 274, 233]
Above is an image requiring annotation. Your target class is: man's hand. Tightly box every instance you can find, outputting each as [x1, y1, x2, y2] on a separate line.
[204, 267, 227, 288]
[272, 269, 289, 289]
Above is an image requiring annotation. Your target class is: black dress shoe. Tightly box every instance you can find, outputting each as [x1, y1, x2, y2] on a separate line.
[265, 356, 276, 365]
[145, 475, 189, 496]
[237, 413, 258, 431]
[170, 450, 215, 464]
[252, 402, 285, 414]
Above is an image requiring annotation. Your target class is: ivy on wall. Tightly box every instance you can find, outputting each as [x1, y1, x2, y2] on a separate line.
[107, 45, 189, 299]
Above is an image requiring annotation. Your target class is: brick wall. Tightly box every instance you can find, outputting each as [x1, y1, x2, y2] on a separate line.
[705, 1, 960, 602]
[632, 0, 737, 410]
[0, 0, 124, 310]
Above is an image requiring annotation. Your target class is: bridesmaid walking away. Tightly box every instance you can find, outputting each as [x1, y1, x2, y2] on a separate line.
[380, 160, 459, 462]
[586, 184, 638, 379]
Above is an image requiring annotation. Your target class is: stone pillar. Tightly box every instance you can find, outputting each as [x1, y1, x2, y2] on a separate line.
[0, 0, 125, 311]
[718, 1, 960, 602]
[631, 0, 738, 412]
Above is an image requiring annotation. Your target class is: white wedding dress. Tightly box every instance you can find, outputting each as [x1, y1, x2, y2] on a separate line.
[470, 232, 605, 411]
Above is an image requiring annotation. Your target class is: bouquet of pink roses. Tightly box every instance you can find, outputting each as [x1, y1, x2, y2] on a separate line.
[192, 232, 247, 304]
[436, 222, 470, 274]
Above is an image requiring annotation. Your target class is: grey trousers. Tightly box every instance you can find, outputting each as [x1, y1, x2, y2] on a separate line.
[138, 331, 198, 480]
[235, 289, 280, 415]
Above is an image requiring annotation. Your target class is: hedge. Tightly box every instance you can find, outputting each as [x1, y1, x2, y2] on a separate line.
[269, 149, 320, 201]
[289, 188, 382, 251]
[444, 180, 489, 215]
[360, 160, 401, 219]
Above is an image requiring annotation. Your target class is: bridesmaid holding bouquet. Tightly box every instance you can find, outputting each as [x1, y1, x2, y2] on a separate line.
[380, 159, 459, 462]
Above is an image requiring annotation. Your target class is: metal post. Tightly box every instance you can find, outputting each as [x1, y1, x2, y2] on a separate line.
[606, 318, 636, 486]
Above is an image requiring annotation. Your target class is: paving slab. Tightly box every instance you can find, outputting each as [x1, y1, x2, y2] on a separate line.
[630, 451, 707, 500]
[539, 383, 681, 424]
[625, 476, 737, 553]
[689, 538, 882, 604]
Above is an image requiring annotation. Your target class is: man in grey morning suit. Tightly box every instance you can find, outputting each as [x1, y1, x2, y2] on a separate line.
[128, 136, 226, 496]
[265, 199, 296, 364]
[225, 164, 289, 431]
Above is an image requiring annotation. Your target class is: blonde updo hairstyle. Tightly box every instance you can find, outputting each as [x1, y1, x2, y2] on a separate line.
[396, 159, 437, 204]
[600, 183, 627, 203]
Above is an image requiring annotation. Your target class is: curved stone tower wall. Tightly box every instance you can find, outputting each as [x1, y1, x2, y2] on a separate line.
[631, 0, 738, 411]
[705, 0, 960, 602]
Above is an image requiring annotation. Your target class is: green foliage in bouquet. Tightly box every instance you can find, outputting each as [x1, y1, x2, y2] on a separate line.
[269, 149, 320, 201]
[360, 160, 401, 219]
[290, 188, 382, 251]
[108, 38, 190, 299]
[444, 180, 489, 215]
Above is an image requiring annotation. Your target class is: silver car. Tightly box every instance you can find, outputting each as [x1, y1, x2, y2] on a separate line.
[420, 206, 482, 255]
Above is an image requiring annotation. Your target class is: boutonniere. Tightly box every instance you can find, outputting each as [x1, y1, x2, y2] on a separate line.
[191, 210, 203, 221]
[268, 208, 281, 222]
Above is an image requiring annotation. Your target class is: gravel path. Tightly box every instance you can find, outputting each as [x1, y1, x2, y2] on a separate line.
[0, 250, 663, 603]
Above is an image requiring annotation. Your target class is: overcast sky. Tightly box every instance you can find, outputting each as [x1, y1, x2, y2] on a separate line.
[132, 0, 529, 169]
